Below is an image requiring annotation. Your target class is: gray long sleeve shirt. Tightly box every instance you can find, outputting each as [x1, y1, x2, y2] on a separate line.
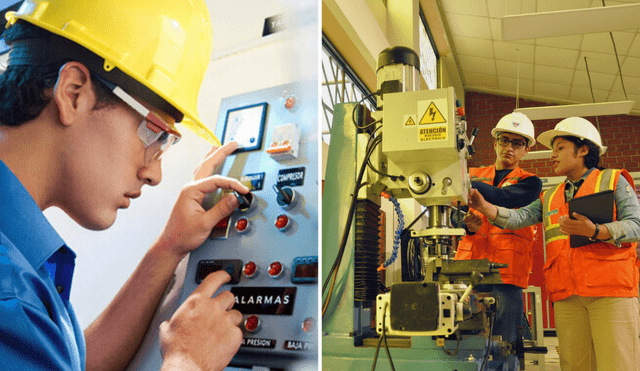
[492, 168, 640, 247]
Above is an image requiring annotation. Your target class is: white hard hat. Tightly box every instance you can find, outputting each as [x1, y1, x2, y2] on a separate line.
[537, 117, 606, 155]
[491, 112, 536, 146]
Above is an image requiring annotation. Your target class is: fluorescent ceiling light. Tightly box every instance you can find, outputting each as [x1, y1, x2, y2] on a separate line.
[522, 150, 552, 161]
[501, 3, 640, 41]
[514, 101, 635, 121]
[540, 175, 568, 190]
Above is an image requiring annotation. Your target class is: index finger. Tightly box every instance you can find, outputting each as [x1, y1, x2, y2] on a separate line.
[193, 175, 250, 195]
[571, 212, 588, 221]
[193, 270, 232, 297]
[193, 141, 239, 180]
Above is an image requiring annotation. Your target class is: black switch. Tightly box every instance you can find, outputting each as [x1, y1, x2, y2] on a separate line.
[234, 190, 253, 210]
[272, 185, 294, 207]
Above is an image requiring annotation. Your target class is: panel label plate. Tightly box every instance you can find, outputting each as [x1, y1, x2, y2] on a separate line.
[242, 337, 277, 349]
[283, 340, 315, 351]
[231, 287, 297, 315]
[241, 172, 265, 191]
[277, 167, 306, 187]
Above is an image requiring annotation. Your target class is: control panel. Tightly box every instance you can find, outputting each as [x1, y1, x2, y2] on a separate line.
[180, 81, 318, 370]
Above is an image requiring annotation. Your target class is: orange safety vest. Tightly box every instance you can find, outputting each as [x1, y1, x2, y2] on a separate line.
[455, 166, 537, 288]
[541, 168, 639, 303]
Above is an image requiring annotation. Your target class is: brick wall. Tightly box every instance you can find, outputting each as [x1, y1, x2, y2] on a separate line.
[464, 92, 640, 330]
[465, 91, 640, 178]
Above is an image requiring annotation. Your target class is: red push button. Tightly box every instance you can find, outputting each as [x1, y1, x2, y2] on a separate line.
[243, 261, 257, 278]
[244, 315, 260, 332]
[235, 218, 249, 233]
[285, 96, 296, 109]
[268, 261, 283, 278]
[302, 317, 315, 333]
[275, 214, 290, 231]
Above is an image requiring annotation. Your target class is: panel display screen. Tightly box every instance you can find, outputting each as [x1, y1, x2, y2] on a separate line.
[196, 259, 242, 284]
[294, 262, 318, 278]
[221, 102, 268, 153]
[291, 256, 317, 283]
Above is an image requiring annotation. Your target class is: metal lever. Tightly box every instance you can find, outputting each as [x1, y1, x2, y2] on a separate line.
[467, 127, 480, 156]
[441, 178, 452, 195]
[468, 127, 480, 146]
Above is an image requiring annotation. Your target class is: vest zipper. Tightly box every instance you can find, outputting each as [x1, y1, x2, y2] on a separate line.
[490, 231, 529, 241]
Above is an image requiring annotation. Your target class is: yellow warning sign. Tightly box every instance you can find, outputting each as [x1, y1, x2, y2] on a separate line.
[419, 125, 448, 142]
[419, 102, 447, 125]
[405, 116, 416, 126]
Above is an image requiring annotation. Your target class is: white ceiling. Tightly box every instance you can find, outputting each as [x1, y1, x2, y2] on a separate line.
[438, 0, 640, 114]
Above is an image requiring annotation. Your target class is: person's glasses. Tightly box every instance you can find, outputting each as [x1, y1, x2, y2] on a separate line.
[92, 74, 181, 163]
[497, 136, 526, 149]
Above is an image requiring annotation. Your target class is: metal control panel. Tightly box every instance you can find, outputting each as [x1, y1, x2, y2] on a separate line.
[180, 81, 318, 370]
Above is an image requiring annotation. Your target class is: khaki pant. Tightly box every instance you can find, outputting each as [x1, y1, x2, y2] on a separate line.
[554, 295, 640, 371]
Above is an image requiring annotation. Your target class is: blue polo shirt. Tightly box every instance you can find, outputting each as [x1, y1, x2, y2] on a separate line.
[0, 160, 85, 370]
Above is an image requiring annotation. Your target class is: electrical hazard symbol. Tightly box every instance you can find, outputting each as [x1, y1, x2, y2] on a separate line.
[419, 102, 447, 125]
[405, 116, 416, 126]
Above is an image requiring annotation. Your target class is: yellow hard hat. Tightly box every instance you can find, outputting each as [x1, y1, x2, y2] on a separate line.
[6, 0, 220, 146]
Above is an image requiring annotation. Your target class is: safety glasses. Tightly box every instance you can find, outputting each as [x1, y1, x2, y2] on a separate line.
[496, 136, 526, 149]
[92, 74, 181, 163]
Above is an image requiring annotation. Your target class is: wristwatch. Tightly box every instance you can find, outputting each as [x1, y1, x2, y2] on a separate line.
[589, 223, 600, 242]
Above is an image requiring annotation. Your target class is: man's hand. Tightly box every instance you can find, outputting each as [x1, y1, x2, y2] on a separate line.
[156, 142, 249, 258]
[463, 212, 483, 233]
[160, 271, 243, 371]
[193, 141, 239, 181]
[467, 189, 489, 214]
[157, 175, 249, 258]
[467, 189, 498, 222]
[559, 212, 596, 237]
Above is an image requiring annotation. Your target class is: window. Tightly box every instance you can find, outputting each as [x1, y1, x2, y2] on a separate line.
[321, 35, 375, 145]
[419, 7, 438, 90]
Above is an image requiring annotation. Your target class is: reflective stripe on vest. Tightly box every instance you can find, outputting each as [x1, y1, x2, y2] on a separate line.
[542, 185, 567, 244]
[457, 165, 537, 288]
[542, 169, 618, 246]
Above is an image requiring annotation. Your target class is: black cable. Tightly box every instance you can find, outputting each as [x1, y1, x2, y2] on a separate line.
[371, 303, 395, 371]
[407, 238, 416, 281]
[441, 330, 461, 356]
[602, 0, 628, 100]
[610, 32, 628, 100]
[367, 156, 404, 182]
[400, 207, 429, 237]
[382, 303, 396, 371]
[323, 131, 378, 294]
[360, 125, 404, 182]
[377, 280, 390, 293]
[322, 129, 381, 317]
[584, 57, 601, 130]
[481, 312, 496, 371]
[371, 332, 383, 371]
[358, 117, 382, 130]
[352, 90, 380, 130]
